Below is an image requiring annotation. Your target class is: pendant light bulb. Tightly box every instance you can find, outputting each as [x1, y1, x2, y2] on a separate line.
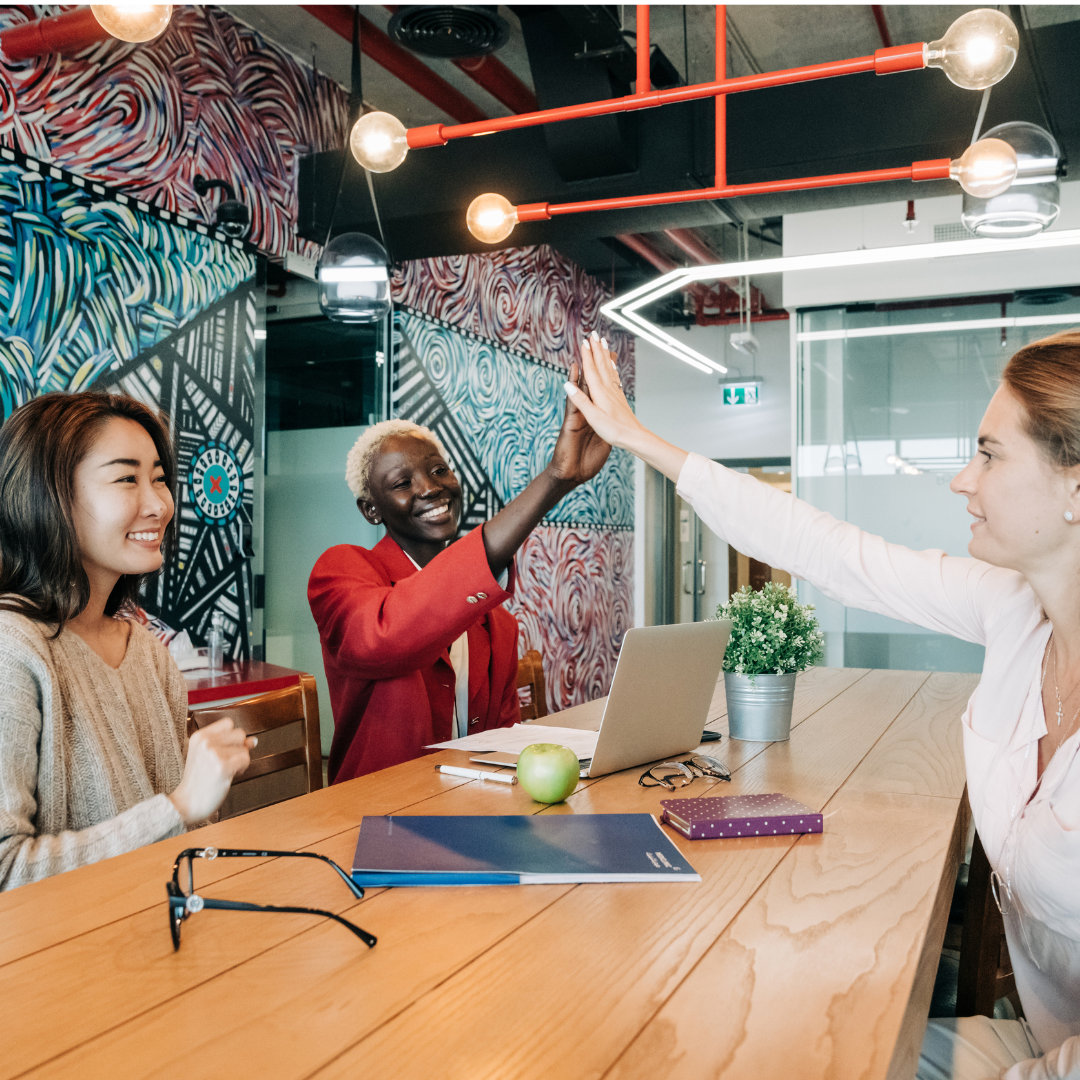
[90, 4, 172, 43]
[350, 112, 409, 173]
[925, 8, 1019, 90]
[466, 193, 518, 244]
[950, 138, 1019, 198]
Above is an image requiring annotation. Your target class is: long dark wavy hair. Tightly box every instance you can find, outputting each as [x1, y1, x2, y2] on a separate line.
[0, 391, 177, 631]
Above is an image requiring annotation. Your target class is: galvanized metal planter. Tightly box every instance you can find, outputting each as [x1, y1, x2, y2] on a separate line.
[724, 672, 797, 741]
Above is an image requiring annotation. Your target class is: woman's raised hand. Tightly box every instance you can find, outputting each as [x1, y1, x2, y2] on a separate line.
[547, 356, 612, 486]
[564, 333, 647, 450]
[565, 331, 690, 483]
[168, 718, 256, 826]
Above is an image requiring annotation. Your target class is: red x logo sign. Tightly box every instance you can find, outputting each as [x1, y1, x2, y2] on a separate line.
[208, 475, 222, 494]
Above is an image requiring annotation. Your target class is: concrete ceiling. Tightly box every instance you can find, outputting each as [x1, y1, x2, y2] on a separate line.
[226, 5, 1080, 305]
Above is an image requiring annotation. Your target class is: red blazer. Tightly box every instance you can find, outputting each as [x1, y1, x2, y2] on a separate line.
[308, 527, 520, 782]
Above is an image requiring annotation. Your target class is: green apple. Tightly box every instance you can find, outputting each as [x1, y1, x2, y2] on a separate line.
[516, 743, 580, 804]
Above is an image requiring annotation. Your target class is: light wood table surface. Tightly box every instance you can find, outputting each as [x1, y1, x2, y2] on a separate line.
[0, 666, 977, 1080]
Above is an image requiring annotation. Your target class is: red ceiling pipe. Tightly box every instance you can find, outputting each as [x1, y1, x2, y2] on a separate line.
[715, 5, 727, 187]
[666, 227, 764, 310]
[617, 232, 680, 274]
[636, 5, 650, 93]
[406, 43, 926, 147]
[381, 5, 539, 114]
[0, 8, 107, 61]
[617, 234, 743, 328]
[665, 228, 724, 266]
[617, 234, 710, 300]
[301, 5, 486, 124]
[518, 157, 950, 221]
[518, 158, 952, 221]
[695, 308, 790, 325]
[871, 6, 893, 48]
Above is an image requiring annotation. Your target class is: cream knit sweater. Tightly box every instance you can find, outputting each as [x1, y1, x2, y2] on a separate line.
[0, 608, 187, 890]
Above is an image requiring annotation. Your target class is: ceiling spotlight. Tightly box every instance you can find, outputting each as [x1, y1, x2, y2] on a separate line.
[317, 233, 391, 324]
[466, 193, 518, 244]
[350, 111, 409, 173]
[925, 8, 1019, 90]
[950, 138, 1018, 199]
[193, 175, 250, 239]
[90, 3, 172, 44]
[962, 122, 1062, 238]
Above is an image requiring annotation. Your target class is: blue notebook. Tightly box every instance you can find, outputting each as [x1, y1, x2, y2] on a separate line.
[350, 813, 701, 886]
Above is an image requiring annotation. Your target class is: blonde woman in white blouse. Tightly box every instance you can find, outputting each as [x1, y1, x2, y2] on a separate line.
[0, 391, 253, 890]
[567, 329, 1080, 1080]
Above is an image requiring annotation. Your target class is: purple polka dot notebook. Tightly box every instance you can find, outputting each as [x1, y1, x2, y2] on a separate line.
[660, 793, 824, 840]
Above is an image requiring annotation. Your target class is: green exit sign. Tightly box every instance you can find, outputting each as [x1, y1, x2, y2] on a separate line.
[722, 384, 759, 406]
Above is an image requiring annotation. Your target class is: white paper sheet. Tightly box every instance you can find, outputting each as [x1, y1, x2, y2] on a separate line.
[427, 723, 600, 759]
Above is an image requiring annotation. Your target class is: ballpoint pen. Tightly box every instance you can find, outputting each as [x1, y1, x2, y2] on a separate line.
[435, 764, 517, 785]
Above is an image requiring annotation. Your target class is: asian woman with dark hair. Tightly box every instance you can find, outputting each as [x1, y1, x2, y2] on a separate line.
[0, 391, 253, 891]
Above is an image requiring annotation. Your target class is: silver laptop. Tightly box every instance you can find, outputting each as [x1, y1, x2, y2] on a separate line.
[474, 620, 731, 778]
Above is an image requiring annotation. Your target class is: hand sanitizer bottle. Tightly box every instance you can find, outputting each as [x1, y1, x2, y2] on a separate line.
[206, 611, 225, 671]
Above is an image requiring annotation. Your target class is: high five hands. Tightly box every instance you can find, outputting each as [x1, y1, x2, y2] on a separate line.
[565, 330, 689, 483]
[547, 343, 613, 486]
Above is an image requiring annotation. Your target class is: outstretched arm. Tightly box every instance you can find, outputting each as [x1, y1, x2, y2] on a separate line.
[481, 355, 612, 576]
[564, 333, 689, 482]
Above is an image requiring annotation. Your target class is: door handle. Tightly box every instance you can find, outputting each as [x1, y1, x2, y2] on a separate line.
[682, 560, 693, 595]
[697, 559, 707, 595]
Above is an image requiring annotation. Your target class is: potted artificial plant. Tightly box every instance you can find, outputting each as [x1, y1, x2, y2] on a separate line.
[717, 581, 824, 741]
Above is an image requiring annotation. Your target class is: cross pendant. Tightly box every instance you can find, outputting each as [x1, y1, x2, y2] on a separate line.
[1057, 700, 1065, 726]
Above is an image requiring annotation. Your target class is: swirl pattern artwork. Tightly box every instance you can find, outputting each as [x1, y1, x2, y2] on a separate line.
[509, 527, 634, 712]
[393, 245, 636, 398]
[398, 310, 632, 529]
[0, 147, 257, 659]
[0, 6, 347, 261]
[392, 245, 636, 709]
[0, 152, 253, 412]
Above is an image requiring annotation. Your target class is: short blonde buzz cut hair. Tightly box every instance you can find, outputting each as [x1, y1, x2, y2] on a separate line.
[345, 419, 451, 501]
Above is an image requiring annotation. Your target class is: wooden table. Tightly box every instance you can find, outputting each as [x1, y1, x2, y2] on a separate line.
[0, 667, 976, 1079]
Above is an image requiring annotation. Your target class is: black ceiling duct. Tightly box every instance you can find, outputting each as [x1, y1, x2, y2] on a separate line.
[388, 5, 509, 58]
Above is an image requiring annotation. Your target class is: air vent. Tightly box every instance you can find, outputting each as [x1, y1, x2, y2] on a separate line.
[933, 223, 970, 243]
[388, 6, 509, 59]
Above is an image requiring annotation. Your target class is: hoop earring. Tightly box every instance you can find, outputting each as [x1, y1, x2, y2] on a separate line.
[1066, 510, 1075, 523]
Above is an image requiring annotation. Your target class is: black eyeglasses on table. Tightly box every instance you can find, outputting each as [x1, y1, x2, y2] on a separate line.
[167, 847, 377, 951]
[638, 754, 731, 790]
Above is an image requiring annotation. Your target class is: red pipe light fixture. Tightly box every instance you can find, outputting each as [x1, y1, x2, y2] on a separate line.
[924, 8, 1018, 90]
[347, 6, 1021, 242]
[0, 3, 171, 60]
[465, 193, 518, 245]
[350, 112, 410, 174]
[89, 4, 172, 43]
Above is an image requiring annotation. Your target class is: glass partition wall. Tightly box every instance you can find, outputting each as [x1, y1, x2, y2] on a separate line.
[796, 291, 1080, 672]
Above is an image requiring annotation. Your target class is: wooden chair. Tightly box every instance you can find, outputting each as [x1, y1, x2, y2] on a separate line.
[957, 830, 1018, 1017]
[516, 648, 547, 721]
[188, 673, 323, 819]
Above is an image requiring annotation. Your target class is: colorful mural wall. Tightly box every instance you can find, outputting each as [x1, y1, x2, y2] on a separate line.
[0, 5, 347, 261]
[393, 246, 635, 710]
[0, 146, 258, 656]
[0, 5, 636, 707]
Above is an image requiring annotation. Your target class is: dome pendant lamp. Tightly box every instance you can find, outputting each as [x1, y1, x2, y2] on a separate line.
[318, 7, 392, 324]
[962, 122, 1062, 237]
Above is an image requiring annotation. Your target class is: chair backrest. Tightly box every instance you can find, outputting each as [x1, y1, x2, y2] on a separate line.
[957, 829, 1017, 1016]
[188, 673, 323, 819]
[516, 648, 547, 721]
